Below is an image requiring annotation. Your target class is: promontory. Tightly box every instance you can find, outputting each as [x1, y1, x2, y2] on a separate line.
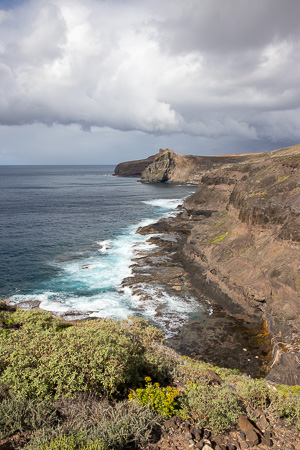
[117, 145, 300, 385]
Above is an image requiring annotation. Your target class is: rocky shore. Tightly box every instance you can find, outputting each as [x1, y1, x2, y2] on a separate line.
[122, 145, 300, 385]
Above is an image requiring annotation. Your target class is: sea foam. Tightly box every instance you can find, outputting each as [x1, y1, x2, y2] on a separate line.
[11, 193, 205, 335]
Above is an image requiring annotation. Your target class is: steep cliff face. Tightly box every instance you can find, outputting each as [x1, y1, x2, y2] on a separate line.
[140, 148, 259, 184]
[114, 155, 155, 177]
[140, 149, 204, 183]
[137, 145, 300, 384]
[182, 145, 300, 383]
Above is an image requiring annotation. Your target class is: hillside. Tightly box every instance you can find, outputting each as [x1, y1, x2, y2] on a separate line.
[0, 306, 299, 449]
[126, 145, 300, 385]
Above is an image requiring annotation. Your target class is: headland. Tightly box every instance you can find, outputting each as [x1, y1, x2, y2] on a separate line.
[119, 145, 300, 385]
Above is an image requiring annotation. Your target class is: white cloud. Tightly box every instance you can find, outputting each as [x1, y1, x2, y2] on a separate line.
[0, 0, 300, 158]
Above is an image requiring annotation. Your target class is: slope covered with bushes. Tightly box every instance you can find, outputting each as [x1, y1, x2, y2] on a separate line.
[0, 304, 299, 449]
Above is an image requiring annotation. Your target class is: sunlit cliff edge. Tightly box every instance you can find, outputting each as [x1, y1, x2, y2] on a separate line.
[121, 145, 300, 385]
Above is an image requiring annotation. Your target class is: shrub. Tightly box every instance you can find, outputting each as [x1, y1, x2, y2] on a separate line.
[181, 383, 243, 432]
[270, 388, 300, 429]
[120, 316, 164, 346]
[34, 434, 106, 450]
[175, 360, 216, 385]
[12, 309, 63, 331]
[0, 307, 15, 329]
[276, 384, 300, 396]
[175, 358, 242, 386]
[0, 317, 172, 400]
[0, 397, 57, 439]
[0, 302, 15, 312]
[129, 377, 180, 417]
[236, 377, 271, 412]
[27, 399, 162, 450]
[0, 319, 155, 399]
[85, 401, 162, 448]
[120, 317, 172, 382]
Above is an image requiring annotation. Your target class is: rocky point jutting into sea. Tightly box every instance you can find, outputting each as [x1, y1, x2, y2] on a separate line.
[115, 146, 300, 385]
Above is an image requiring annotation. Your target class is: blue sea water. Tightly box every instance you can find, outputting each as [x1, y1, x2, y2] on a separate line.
[0, 165, 199, 334]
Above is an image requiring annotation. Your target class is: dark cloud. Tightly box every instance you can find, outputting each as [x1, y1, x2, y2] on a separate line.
[0, 0, 25, 9]
[155, 0, 300, 55]
[0, 0, 299, 163]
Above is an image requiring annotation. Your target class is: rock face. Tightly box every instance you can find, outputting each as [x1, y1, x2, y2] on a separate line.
[140, 148, 258, 184]
[114, 155, 155, 177]
[137, 145, 300, 385]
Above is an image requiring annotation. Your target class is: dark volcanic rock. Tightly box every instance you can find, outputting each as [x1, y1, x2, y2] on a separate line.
[126, 144, 300, 385]
[114, 155, 155, 177]
[122, 211, 273, 378]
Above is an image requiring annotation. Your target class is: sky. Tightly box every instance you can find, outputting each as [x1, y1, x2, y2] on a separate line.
[0, 0, 300, 164]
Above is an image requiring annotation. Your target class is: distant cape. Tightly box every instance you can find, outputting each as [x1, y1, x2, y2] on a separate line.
[113, 155, 155, 177]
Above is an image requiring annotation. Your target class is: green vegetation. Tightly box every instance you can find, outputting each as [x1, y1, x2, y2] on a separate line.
[0, 306, 299, 448]
[11, 309, 64, 331]
[211, 230, 232, 243]
[129, 377, 180, 417]
[270, 387, 300, 428]
[181, 383, 242, 432]
[25, 399, 162, 450]
[0, 313, 167, 400]
[248, 191, 268, 197]
[276, 176, 289, 183]
[34, 434, 106, 450]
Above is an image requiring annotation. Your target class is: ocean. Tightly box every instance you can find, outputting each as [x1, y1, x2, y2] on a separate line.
[0, 165, 198, 334]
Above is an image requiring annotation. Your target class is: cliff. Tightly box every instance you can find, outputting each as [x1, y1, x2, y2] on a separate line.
[114, 155, 155, 177]
[135, 145, 300, 385]
[140, 148, 258, 184]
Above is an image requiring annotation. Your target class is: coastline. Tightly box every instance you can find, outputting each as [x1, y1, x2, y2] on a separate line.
[120, 145, 300, 385]
[6, 189, 201, 335]
[4, 145, 300, 386]
[122, 208, 272, 379]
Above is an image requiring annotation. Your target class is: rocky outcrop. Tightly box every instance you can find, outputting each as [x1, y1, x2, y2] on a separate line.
[140, 148, 259, 184]
[133, 145, 300, 385]
[183, 146, 300, 384]
[114, 155, 155, 177]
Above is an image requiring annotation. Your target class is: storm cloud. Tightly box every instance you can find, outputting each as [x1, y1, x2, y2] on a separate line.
[0, 0, 300, 163]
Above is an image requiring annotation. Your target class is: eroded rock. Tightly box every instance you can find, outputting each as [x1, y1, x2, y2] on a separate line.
[136, 145, 300, 384]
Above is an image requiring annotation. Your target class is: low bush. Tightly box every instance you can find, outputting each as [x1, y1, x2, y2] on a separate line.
[1, 308, 300, 446]
[27, 399, 162, 449]
[12, 309, 63, 331]
[129, 377, 180, 417]
[270, 388, 300, 430]
[181, 382, 243, 432]
[120, 316, 175, 383]
[0, 317, 169, 400]
[236, 377, 271, 412]
[34, 434, 106, 450]
[175, 357, 242, 386]
[0, 397, 57, 439]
